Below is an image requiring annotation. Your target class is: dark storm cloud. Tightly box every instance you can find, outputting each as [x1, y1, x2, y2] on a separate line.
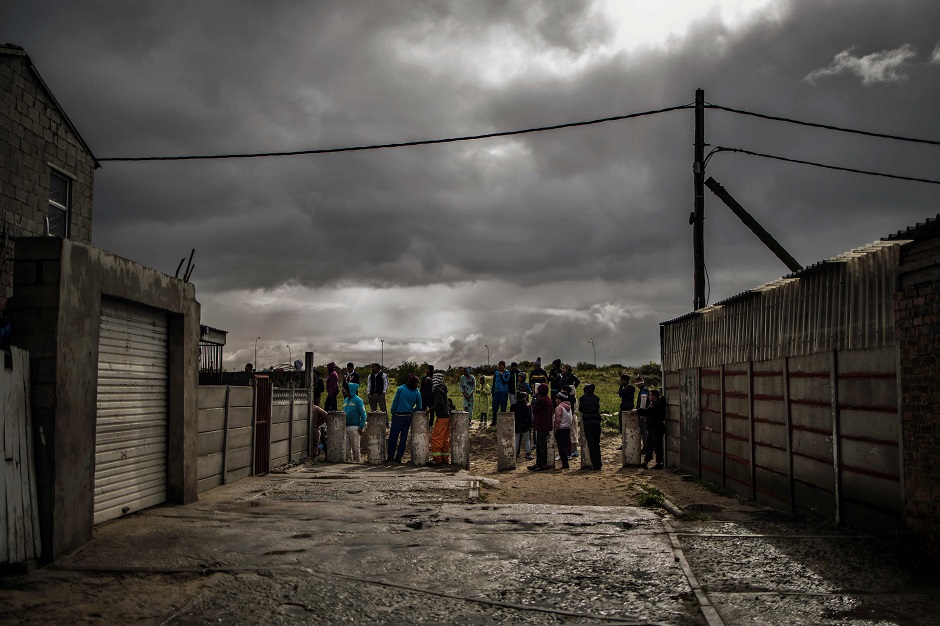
[3, 0, 939, 367]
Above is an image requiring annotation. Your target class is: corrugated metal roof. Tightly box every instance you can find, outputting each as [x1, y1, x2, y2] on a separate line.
[661, 239, 903, 326]
[664, 214, 940, 327]
[882, 213, 940, 242]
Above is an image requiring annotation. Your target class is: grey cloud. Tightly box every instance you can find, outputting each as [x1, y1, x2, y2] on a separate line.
[804, 44, 918, 85]
[4, 0, 940, 368]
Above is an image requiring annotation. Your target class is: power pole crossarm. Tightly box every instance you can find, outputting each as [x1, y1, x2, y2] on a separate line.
[704, 177, 802, 274]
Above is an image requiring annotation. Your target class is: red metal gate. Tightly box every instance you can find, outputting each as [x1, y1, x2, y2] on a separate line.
[254, 375, 272, 475]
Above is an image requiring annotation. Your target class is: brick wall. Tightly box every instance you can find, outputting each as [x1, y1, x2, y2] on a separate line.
[895, 276, 940, 560]
[1, 48, 96, 310]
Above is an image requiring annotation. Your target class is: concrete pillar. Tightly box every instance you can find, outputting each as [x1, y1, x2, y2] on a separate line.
[366, 412, 387, 465]
[578, 419, 592, 469]
[496, 412, 515, 471]
[410, 411, 429, 465]
[326, 411, 346, 463]
[450, 411, 470, 469]
[545, 427, 557, 469]
[621, 411, 642, 467]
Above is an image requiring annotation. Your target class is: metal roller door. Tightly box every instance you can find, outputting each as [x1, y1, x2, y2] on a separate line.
[94, 299, 168, 524]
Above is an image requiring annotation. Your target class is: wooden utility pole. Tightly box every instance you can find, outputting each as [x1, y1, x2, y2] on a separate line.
[693, 89, 706, 310]
[705, 177, 802, 273]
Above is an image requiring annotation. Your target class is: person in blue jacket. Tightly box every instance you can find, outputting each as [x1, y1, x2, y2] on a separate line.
[343, 382, 367, 463]
[491, 360, 511, 426]
[387, 374, 423, 463]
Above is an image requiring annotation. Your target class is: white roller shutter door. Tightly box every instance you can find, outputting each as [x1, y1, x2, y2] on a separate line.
[94, 299, 168, 524]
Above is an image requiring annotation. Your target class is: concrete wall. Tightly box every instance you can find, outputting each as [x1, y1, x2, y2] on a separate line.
[0, 47, 96, 309]
[663, 344, 902, 533]
[895, 236, 940, 559]
[197, 386, 255, 493]
[10, 237, 199, 561]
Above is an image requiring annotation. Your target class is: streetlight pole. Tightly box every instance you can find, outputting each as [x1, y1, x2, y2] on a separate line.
[380, 339, 384, 367]
[287, 345, 292, 366]
[484, 344, 490, 367]
[588, 338, 596, 368]
[254, 336, 260, 369]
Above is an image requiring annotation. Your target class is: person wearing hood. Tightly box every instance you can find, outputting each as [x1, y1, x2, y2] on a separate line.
[477, 374, 491, 428]
[529, 383, 554, 471]
[325, 362, 340, 411]
[553, 391, 573, 470]
[388, 374, 423, 463]
[634, 389, 667, 469]
[428, 372, 452, 465]
[579, 383, 603, 470]
[459, 367, 476, 419]
[342, 382, 367, 463]
[420, 364, 436, 426]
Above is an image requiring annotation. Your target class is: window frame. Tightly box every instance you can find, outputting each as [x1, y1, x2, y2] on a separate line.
[47, 164, 74, 238]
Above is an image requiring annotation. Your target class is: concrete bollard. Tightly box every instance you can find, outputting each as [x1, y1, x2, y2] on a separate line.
[545, 428, 557, 469]
[578, 418, 593, 469]
[621, 411, 642, 467]
[410, 411, 429, 465]
[496, 412, 515, 471]
[366, 412, 387, 465]
[450, 411, 470, 469]
[326, 411, 347, 463]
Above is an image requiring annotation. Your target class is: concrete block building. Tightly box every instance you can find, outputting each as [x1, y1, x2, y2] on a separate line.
[1, 43, 98, 310]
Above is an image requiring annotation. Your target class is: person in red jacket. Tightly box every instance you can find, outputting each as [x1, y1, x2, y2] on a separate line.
[528, 383, 554, 472]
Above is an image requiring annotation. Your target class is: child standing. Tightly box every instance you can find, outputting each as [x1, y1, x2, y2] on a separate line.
[477, 375, 491, 428]
[510, 391, 533, 460]
[553, 391, 573, 469]
[342, 382, 367, 463]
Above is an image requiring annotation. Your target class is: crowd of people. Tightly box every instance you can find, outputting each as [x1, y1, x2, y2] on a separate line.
[282, 357, 667, 471]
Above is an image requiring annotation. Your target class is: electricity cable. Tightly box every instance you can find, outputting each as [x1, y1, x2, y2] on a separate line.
[710, 146, 940, 186]
[98, 104, 693, 162]
[707, 103, 940, 147]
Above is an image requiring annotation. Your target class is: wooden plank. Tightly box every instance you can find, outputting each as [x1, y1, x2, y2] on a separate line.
[4, 357, 25, 563]
[15, 348, 37, 561]
[0, 368, 7, 563]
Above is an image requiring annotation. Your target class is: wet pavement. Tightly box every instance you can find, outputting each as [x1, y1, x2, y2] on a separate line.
[1, 462, 938, 625]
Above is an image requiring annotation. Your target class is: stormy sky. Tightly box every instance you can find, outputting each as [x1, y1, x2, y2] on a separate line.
[3, 0, 939, 370]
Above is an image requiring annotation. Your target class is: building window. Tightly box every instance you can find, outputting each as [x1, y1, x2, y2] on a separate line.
[48, 169, 71, 237]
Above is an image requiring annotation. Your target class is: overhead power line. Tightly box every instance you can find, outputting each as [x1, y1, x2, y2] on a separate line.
[709, 146, 940, 185]
[707, 103, 940, 147]
[98, 104, 693, 163]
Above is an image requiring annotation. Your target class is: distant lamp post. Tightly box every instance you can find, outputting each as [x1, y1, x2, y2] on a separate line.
[254, 336, 260, 369]
[484, 344, 490, 367]
[380, 339, 385, 367]
[588, 338, 596, 368]
[287, 345, 292, 366]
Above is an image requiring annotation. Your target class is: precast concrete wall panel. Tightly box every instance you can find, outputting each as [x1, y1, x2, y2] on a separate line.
[722, 365, 751, 498]
[196, 385, 257, 493]
[752, 359, 789, 508]
[699, 369, 722, 484]
[663, 370, 680, 467]
[836, 346, 901, 531]
[679, 368, 699, 473]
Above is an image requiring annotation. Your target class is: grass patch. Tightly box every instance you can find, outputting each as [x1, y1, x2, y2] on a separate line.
[636, 484, 665, 508]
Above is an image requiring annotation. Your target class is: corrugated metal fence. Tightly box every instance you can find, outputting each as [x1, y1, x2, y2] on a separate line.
[661, 241, 904, 532]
